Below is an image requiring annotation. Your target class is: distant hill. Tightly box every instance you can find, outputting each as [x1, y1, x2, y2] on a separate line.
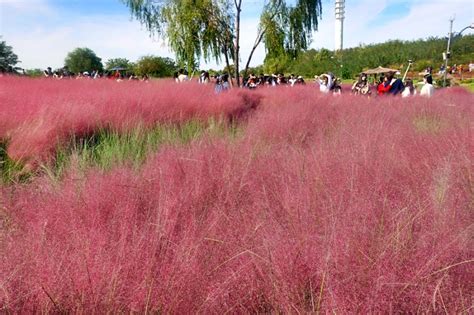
[257, 35, 474, 79]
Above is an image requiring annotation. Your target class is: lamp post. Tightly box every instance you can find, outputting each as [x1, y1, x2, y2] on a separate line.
[443, 18, 454, 87]
[457, 23, 474, 36]
[335, 0, 345, 52]
[443, 21, 473, 87]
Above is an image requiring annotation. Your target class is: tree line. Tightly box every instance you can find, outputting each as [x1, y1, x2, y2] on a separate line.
[2, 34, 473, 80]
[8, 47, 176, 78]
[255, 34, 474, 79]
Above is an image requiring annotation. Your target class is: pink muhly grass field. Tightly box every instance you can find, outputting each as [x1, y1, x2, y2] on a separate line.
[0, 79, 473, 313]
[0, 77, 260, 165]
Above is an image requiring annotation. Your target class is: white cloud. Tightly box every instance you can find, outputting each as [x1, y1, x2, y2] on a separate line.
[2, 14, 174, 69]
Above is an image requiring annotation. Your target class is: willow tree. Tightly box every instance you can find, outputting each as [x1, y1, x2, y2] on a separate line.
[243, 0, 322, 78]
[123, 0, 233, 75]
[122, 0, 322, 86]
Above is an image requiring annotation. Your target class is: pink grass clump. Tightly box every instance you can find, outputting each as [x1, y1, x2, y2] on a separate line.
[1, 87, 473, 313]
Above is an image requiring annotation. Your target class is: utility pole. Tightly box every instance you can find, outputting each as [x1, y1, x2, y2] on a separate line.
[443, 17, 454, 87]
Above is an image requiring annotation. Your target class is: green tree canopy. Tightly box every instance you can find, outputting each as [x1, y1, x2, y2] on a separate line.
[105, 58, 134, 71]
[134, 55, 176, 77]
[64, 48, 103, 74]
[0, 39, 20, 73]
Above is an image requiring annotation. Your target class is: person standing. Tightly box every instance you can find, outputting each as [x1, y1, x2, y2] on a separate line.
[351, 73, 371, 95]
[377, 75, 391, 96]
[199, 70, 210, 84]
[177, 69, 189, 83]
[420, 73, 434, 97]
[318, 73, 335, 93]
[43, 67, 53, 77]
[386, 71, 404, 95]
[458, 64, 464, 80]
[401, 78, 416, 98]
[318, 74, 331, 93]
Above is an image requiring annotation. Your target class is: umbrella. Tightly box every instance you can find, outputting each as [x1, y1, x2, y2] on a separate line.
[362, 66, 399, 75]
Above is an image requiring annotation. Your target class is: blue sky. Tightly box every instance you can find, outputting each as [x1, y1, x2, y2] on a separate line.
[370, 0, 411, 25]
[1, 0, 473, 70]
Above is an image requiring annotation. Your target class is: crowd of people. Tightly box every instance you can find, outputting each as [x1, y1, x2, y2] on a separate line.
[195, 71, 344, 95]
[39, 64, 452, 98]
[43, 66, 150, 82]
[439, 62, 474, 79]
[202, 68, 434, 97]
[351, 69, 435, 98]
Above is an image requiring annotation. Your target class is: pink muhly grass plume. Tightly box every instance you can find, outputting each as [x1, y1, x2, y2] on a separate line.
[0, 84, 472, 312]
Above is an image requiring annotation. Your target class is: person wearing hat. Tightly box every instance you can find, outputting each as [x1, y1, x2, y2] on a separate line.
[420, 73, 434, 97]
[296, 75, 305, 85]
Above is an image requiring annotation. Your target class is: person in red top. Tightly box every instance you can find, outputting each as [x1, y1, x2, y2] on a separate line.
[377, 75, 392, 95]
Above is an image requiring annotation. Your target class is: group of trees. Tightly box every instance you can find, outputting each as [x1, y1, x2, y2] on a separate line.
[267, 35, 474, 79]
[122, 0, 323, 86]
[0, 40, 177, 78]
[105, 56, 175, 77]
[65, 49, 176, 77]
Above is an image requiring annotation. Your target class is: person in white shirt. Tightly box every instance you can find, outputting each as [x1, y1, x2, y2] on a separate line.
[199, 70, 210, 84]
[469, 62, 474, 73]
[176, 69, 188, 83]
[288, 74, 297, 87]
[420, 74, 434, 97]
[401, 78, 417, 98]
[317, 73, 333, 94]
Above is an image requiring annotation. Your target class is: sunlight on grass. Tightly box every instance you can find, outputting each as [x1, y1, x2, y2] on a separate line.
[412, 114, 446, 134]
